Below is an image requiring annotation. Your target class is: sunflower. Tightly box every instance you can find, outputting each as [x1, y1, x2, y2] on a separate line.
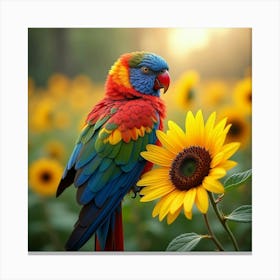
[29, 158, 63, 196]
[218, 106, 251, 149]
[48, 73, 70, 99]
[29, 97, 55, 132]
[201, 80, 228, 109]
[44, 140, 66, 161]
[68, 75, 94, 111]
[137, 110, 240, 224]
[233, 77, 252, 115]
[174, 70, 200, 110]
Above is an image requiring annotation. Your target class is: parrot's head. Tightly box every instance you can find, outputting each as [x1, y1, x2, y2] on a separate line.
[106, 51, 170, 98]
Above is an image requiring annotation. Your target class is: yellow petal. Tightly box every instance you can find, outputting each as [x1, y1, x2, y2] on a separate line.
[140, 147, 172, 167]
[156, 130, 182, 154]
[205, 112, 216, 135]
[209, 167, 226, 179]
[168, 120, 187, 148]
[203, 177, 224, 194]
[137, 168, 170, 186]
[210, 151, 224, 168]
[183, 188, 197, 212]
[158, 191, 178, 221]
[221, 142, 240, 161]
[140, 185, 173, 202]
[195, 186, 209, 213]
[167, 206, 182, 224]
[146, 144, 174, 159]
[152, 198, 165, 217]
[194, 110, 205, 145]
[206, 118, 227, 154]
[185, 111, 196, 134]
[218, 160, 238, 170]
[184, 209, 192, 220]
[185, 111, 196, 146]
[169, 191, 186, 214]
[211, 124, 231, 155]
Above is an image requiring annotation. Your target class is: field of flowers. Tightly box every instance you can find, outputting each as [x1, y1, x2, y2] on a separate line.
[28, 67, 252, 251]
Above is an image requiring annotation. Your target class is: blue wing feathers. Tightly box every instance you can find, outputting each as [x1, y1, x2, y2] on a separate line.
[65, 162, 144, 251]
[65, 142, 82, 173]
[60, 106, 160, 250]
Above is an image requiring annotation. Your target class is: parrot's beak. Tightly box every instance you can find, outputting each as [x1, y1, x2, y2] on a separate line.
[153, 70, 170, 93]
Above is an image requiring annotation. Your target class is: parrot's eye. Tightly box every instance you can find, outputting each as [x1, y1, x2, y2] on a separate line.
[141, 66, 150, 74]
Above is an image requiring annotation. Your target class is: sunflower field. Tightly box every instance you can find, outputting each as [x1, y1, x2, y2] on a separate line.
[28, 28, 252, 252]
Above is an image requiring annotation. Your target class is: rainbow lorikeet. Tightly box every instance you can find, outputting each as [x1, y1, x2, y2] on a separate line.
[56, 51, 170, 251]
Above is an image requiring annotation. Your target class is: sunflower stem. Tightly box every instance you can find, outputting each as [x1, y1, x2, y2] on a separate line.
[202, 214, 224, 251]
[209, 192, 240, 251]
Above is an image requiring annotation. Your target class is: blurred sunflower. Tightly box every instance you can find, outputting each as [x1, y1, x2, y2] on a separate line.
[44, 140, 66, 161]
[48, 73, 70, 99]
[68, 75, 92, 109]
[218, 107, 251, 149]
[137, 110, 240, 224]
[174, 70, 200, 110]
[201, 80, 228, 109]
[233, 77, 252, 115]
[53, 110, 70, 130]
[29, 158, 63, 196]
[29, 97, 55, 132]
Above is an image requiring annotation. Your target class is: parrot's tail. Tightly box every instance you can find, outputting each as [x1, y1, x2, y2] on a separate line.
[95, 206, 124, 251]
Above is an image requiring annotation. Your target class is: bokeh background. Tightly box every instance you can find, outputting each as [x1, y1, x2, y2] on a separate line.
[28, 28, 252, 251]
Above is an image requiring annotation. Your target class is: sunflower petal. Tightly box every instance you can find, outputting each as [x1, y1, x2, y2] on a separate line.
[221, 142, 240, 161]
[168, 120, 187, 147]
[195, 186, 209, 213]
[140, 149, 172, 167]
[209, 167, 226, 179]
[218, 160, 238, 170]
[167, 206, 182, 224]
[184, 209, 192, 220]
[158, 191, 178, 221]
[183, 188, 196, 212]
[152, 198, 165, 217]
[169, 191, 186, 214]
[205, 111, 216, 134]
[203, 177, 224, 194]
[137, 168, 170, 186]
[156, 130, 182, 154]
[194, 110, 205, 145]
[140, 185, 173, 202]
[210, 151, 224, 168]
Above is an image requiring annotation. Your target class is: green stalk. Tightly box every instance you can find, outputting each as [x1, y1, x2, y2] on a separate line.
[209, 192, 239, 251]
[203, 214, 224, 251]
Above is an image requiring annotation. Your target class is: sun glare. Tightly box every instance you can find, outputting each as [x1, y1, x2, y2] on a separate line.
[168, 29, 228, 57]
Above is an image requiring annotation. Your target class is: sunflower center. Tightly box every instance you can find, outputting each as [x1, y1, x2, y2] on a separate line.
[247, 91, 252, 103]
[40, 171, 52, 183]
[187, 88, 195, 101]
[169, 146, 211, 191]
[230, 121, 243, 137]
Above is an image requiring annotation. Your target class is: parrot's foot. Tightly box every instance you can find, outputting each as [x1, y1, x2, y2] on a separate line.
[131, 185, 143, 199]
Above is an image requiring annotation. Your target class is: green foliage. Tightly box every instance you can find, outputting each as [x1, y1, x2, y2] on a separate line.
[166, 233, 204, 252]
[225, 205, 252, 223]
[224, 169, 252, 191]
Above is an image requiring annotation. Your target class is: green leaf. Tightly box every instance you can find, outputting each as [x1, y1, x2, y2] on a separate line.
[166, 233, 204, 251]
[225, 205, 252, 223]
[224, 169, 252, 191]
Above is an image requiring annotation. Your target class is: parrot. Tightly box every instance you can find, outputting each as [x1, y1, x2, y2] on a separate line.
[56, 51, 170, 251]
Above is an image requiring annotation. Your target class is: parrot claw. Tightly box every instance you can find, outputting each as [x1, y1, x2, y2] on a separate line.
[131, 185, 143, 199]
